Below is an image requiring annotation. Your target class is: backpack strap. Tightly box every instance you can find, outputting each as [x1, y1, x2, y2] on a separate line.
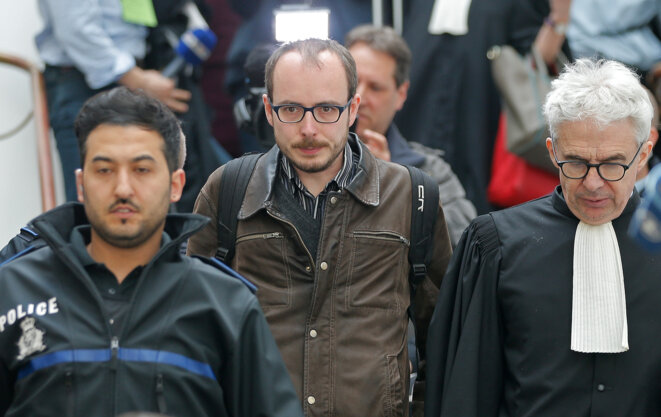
[192, 255, 258, 293]
[215, 153, 262, 264]
[0, 227, 46, 267]
[405, 165, 439, 288]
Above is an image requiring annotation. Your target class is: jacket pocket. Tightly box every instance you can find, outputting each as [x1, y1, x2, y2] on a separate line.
[347, 231, 409, 311]
[385, 337, 408, 417]
[235, 232, 291, 308]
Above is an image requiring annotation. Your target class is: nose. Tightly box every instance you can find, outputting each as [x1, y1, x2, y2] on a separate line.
[582, 166, 605, 191]
[114, 168, 134, 198]
[299, 109, 318, 136]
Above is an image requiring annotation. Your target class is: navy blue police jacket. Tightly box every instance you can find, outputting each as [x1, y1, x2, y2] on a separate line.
[0, 203, 303, 417]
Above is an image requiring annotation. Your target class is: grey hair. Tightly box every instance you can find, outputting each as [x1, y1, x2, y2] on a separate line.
[543, 58, 653, 145]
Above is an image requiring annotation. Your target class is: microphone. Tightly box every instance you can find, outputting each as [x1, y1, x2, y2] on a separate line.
[161, 28, 218, 78]
[629, 163, 661, 251]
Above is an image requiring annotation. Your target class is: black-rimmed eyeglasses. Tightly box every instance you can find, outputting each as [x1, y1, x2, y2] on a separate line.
[268, 98, 352, 123]
[551, 139, 645, 182]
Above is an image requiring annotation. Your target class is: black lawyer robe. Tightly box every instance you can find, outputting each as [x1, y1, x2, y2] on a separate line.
[425, 187, 661, 417]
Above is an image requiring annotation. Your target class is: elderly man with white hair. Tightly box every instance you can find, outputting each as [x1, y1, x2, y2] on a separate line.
[424, 58, 661, 417]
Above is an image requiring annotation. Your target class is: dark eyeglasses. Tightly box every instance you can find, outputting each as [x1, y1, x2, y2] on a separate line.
[551, 139, 645, 182]
[268, 98, 352, 124]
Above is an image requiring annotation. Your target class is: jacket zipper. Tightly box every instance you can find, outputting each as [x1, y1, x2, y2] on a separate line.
[110, 337, 119, 368]
[110, 336, 119, 415]
[265, 209, 316, 266]
[65, 369, 74, 417]
[236, 231, 284, 243]
[352, 230, 410, 246]
[155, 373, 167, 414]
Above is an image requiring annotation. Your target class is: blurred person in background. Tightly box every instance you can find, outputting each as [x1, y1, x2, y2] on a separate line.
[346, 24, 476, 246]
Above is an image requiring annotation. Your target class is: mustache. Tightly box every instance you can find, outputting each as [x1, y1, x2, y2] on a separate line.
[577, 193, 611, 200]
[293, 137, 326, 148]
[109, 198, 139, 211]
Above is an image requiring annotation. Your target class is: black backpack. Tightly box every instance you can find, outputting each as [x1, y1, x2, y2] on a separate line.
[214, 153, 439, 293]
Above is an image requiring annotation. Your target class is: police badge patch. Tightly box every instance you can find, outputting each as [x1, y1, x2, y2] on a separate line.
[16, 317, 46, 360]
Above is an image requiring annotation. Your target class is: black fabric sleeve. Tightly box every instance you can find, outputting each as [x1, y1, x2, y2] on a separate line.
[0, 359, 13, 415]
[224, 297, 304, 417]
[424, 214, 505, 417]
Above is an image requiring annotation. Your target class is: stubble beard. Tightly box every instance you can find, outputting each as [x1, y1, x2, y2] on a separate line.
[282, 124, 349, 174]
[85, 194, 169, 249]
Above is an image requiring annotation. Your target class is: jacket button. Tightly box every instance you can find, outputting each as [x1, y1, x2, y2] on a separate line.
[597, 384, 605, 392]
[307, 396, 316, 405]
[310, 329, 318, 338]
[330, 196, 338, 204]
[320, 262, 328, 270]
[305, 265, 311, 272]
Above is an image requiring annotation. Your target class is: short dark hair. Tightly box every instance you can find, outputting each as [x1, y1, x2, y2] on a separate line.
[74, 87, 183, 172]
[345, 25, 411, 87]
[264, 38, 357, 101]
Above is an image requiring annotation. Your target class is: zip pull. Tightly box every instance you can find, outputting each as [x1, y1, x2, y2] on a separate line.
[263, 232, 282, 239]
[110, 337, 119, 353]
[110, 337, 119, 370]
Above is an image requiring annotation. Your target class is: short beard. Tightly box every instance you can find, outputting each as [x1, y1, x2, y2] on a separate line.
[281, 121, 349, 174]
[84, 193, 169, 249]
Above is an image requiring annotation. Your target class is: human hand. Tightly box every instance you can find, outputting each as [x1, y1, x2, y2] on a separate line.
[550, 0, 571, 23]
[119, 67, 192, 113]
[360, 129, 391, 162]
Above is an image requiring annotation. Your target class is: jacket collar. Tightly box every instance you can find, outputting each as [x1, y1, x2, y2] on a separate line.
[30, 202, 210, 253]
[239, 133, 381, 219]
[386, 124, 426, 167]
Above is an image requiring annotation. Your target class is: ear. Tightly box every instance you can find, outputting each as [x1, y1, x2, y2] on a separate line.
[170, 169, 186, 203]
[546, 137, 560, 169]
[650, 126, 659, 147]
[348, 93, 361, 127]
[263, 94, 274, 127]
[637, 140, 654, 171]
[75, 169, 85, 203]
[394, 80, 409, 112]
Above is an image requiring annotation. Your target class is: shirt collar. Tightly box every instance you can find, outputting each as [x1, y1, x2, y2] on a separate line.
[385, 124, 426, 167]
[279, 141, 356, 194]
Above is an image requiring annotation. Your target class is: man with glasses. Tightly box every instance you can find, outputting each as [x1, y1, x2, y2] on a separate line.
[188, 38, 453, 417]
[425, 58, 661, 417]
[345, 24, 476, 247]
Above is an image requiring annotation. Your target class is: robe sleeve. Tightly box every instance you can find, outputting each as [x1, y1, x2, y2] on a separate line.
[424, 214, 505, 417]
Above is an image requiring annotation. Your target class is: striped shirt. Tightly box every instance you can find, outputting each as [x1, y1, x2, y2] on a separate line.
[278, 142, 358, 220]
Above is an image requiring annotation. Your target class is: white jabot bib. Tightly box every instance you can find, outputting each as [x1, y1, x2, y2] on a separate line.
[427, 0, 472, 35]
[571, 221, 628, 353]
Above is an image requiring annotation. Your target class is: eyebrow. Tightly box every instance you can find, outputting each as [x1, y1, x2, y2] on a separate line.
[274, 99, 345, 106]
[90, 155, 157, 164]
[561, 151, 628, 163]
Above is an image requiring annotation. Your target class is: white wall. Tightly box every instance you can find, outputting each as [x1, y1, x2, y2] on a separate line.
[0, 2, 64, 246]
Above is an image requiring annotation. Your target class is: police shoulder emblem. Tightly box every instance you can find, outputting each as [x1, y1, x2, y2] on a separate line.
[16, 317, 46, 360]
